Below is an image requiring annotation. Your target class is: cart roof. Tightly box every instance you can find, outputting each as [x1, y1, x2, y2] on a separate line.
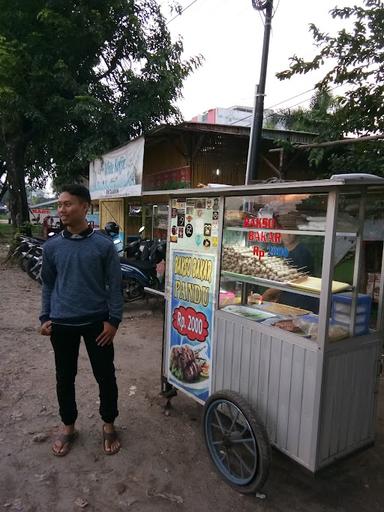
[142, 174, 384, 198]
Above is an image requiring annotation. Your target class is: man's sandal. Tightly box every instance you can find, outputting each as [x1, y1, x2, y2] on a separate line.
[102, 428, 120, 455]
[52, 431, 78, 457]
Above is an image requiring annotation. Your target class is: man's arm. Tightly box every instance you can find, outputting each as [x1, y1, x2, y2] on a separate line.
[262, 288, 281, 303]
[96, 245, 123, 346]
[105, 244, 124, 329]
[39, 246, 56, 326]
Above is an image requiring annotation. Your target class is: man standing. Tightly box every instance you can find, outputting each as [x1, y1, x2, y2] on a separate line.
[40, 184, 123, 456]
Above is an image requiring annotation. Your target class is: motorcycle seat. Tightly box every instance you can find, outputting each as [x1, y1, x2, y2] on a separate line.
[120, 258, 154, 271]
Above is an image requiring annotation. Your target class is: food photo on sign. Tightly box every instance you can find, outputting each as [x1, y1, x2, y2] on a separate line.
[169, 340, 210, 386]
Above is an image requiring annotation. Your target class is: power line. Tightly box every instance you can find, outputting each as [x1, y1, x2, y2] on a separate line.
[272, 0, 281, 18]
[269, 82, 344, 111]
[230, 88, 316, 125]
[267, 87, 321, 110]
[230, 83, 344, 126]
[166, 0, 201, 25]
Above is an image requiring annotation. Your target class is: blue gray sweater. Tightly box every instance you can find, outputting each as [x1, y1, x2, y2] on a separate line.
[40, 230, 123, 327]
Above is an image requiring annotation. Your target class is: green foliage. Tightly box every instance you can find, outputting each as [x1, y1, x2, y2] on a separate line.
[276, 0, 384, 176]
[0, 0, 201, 216]
[271, 89, 337, 135]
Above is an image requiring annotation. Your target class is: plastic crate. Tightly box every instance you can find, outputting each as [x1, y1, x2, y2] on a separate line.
[331, 292, 371, 335]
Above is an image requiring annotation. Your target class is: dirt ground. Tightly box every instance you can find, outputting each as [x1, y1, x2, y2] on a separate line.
[0, 242, 384, 512]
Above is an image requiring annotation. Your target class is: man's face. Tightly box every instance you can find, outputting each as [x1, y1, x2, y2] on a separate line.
[57, 192, 88, 227]
[281, 233, 297, 247]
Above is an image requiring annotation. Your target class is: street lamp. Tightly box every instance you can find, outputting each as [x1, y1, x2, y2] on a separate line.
[245, 0, 274, 184]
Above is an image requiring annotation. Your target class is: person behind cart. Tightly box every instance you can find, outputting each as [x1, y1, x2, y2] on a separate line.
[262, 233, 319, 313]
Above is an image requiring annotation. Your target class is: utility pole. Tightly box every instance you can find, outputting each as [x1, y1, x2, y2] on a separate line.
[245, 0, 274, 184]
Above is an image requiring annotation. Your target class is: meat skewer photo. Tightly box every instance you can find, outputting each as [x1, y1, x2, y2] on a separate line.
[170, 344, 208, 383]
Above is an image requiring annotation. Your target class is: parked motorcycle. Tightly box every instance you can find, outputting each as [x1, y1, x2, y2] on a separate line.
[11, 235, 44, 271]
[104, 223, 166, 302]
[25, 245, 43, 283]
[11, 234, 51, 283]
[120, 239, 167, 301]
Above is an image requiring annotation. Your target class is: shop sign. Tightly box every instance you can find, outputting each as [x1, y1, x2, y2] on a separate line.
[243, 214, 288, 259]
[143, 166, 191, 191]
[89, 137, 144, 199]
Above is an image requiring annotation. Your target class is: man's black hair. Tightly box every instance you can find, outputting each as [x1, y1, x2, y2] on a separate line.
[60, 184, 91, 204]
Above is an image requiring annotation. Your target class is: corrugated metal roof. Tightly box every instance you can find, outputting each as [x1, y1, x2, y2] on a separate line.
[142, 175, 384, 198]
[146, 122, 317, 145]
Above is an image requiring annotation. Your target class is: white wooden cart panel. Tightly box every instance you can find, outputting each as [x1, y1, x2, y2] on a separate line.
[212, 311, 320, 470]
[318, 337, 380, 468]
[212, 312, 381, 472]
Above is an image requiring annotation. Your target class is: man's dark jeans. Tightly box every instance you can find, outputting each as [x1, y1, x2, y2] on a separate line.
[50, 322, 118, 425]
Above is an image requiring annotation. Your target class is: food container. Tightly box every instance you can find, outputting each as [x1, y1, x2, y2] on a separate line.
[331, 292, 372, 335]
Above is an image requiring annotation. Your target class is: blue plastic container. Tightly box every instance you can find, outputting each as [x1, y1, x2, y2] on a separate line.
[331, 292, 372, 335]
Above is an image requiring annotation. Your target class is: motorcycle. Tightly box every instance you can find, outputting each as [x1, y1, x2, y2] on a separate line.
[104, 224, 166, 302]
[11, 235, 44, 272]
[25, 245, 43, 283]
[11, 233, 52, 282]
[120, 239, 167, 301]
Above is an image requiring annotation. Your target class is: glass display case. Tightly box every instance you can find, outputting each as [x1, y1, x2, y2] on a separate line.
[218, 191, 381, 342]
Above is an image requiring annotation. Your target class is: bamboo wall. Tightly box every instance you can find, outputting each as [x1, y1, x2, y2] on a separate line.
[143, 130, 315, 189]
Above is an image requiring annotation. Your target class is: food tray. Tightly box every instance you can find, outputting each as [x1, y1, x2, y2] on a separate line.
[259, 302, 311, 316]
[222, 305, 276, 321]
[261, 316, 309, 337]
[289, 276, 350, 294]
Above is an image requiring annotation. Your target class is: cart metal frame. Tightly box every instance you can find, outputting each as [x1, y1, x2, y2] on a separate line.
[144, 175, 384, 492]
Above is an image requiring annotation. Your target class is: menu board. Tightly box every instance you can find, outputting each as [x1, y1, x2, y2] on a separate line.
[168, 251, 216, 402]
[166, 197, 221, 403]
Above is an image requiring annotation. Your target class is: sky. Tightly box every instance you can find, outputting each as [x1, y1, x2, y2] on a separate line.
[158, 0, 364, 120]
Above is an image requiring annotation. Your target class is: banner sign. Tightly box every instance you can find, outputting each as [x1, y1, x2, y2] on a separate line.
[89, 137, 144, 199]
[168, 251, 216, 402]
[143, 166, 191, 191]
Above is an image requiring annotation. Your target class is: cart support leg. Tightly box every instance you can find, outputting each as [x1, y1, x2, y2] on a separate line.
[160, 377, 177, 415]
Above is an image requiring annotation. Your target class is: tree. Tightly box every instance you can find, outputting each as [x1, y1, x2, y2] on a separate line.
[264, 89, 336, 134]
[276, 0, 384, 175]
[263, 90, 341, 174]
[277, 0, 384, 135]
[0, 0, 200, 224]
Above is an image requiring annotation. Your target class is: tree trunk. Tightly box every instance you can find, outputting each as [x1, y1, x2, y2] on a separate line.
[0, 179, 8, 203]
[5, 139, 29, 227]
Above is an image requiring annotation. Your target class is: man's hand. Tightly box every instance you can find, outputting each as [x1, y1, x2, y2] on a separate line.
[96, 322, 117, 346]
[261, 288, 281, 303]
[40, 320, 52, 336]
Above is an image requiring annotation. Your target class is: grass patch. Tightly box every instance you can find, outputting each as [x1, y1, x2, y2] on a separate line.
[0, 223, 42, 244]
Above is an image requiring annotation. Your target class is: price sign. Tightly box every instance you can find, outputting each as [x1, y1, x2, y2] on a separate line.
[172, 306, 209, 342]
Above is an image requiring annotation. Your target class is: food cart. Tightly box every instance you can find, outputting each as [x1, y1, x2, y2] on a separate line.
[150, 174, 384, 494]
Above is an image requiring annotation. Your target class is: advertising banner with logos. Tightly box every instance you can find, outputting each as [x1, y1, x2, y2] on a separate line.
[89, 137, 144, 199]
[166, 197, 221, 403]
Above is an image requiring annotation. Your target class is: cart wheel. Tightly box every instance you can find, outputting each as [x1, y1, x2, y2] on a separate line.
[203, 390, 271, 494]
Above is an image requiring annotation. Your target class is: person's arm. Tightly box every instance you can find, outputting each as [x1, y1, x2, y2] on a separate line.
[96, 244, 124, 346]
[106, 243, 123, 328]
[262, 288, 281, 303]
[39, 246, 56, 335]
